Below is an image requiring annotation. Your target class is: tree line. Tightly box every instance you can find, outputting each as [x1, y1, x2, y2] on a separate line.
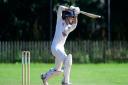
[0, 0, 127, 41]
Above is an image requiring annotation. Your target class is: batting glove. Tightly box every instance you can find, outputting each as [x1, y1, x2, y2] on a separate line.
[70, 6, 80, 15]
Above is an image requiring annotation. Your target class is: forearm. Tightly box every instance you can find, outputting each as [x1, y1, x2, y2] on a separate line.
[57, 5, 69, 18]
[59, 5, 69, 11]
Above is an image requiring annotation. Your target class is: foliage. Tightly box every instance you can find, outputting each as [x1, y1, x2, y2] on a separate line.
[0, 0, 128, 41]
[0, 0, 107, 41]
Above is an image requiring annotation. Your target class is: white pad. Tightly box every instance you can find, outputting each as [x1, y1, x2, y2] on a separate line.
[64, 54, 72, 83]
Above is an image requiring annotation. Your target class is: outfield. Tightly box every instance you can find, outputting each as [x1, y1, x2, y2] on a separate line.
[0, 63, 128, 85]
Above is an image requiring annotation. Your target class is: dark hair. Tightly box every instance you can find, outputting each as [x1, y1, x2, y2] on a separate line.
[62, 10, 76, 19]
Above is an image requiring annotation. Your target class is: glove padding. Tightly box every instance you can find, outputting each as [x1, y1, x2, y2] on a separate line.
[70, 6, 80, 15]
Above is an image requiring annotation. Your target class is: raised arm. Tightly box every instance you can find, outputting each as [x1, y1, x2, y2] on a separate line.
[57, 5, 69, 21]
[70, 6, 80, 29]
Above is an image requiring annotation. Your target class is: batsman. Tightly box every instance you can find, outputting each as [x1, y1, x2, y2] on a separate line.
[41, 5, 80, 85]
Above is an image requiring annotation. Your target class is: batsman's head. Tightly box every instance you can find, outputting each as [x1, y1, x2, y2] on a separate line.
[62, 10, 77, 25]
[62, 10, 76, 19]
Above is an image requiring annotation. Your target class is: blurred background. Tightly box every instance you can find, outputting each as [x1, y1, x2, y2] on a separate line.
[0, 0, 128, 63]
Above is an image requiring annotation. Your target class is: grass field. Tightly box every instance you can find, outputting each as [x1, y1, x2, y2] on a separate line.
[0, 63, 128, 85]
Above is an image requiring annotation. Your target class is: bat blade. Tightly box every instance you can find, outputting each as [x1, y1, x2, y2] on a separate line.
[80, 11, 101, 19]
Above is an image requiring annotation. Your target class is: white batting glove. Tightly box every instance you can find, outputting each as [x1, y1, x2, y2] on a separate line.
[75, 7, 80, 15]
[70, 6, 80, 15]
[70, 6, 76, 10]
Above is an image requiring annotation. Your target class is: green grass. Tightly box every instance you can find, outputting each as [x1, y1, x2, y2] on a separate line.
[0, 63, 128, 85]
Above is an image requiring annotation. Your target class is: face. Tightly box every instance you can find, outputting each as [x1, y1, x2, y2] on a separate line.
[65, 16, 75, 25]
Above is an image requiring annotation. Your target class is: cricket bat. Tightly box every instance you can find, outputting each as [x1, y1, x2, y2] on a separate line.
[80, 11, 101, 19]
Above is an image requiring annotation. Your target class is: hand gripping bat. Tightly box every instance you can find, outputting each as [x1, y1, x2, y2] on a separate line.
[56, 5, 101, 19]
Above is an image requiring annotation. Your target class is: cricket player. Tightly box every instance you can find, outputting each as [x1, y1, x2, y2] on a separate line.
[41, 5, 80, 85]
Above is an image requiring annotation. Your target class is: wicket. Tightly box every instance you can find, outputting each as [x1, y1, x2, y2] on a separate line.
[22, 51, 30, 85]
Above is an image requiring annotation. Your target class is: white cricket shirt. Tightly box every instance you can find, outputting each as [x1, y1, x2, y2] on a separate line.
[51, 6, 77, 51]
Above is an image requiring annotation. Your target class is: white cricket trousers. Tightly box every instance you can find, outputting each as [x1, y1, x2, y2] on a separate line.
[51, 46, 67, 71]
